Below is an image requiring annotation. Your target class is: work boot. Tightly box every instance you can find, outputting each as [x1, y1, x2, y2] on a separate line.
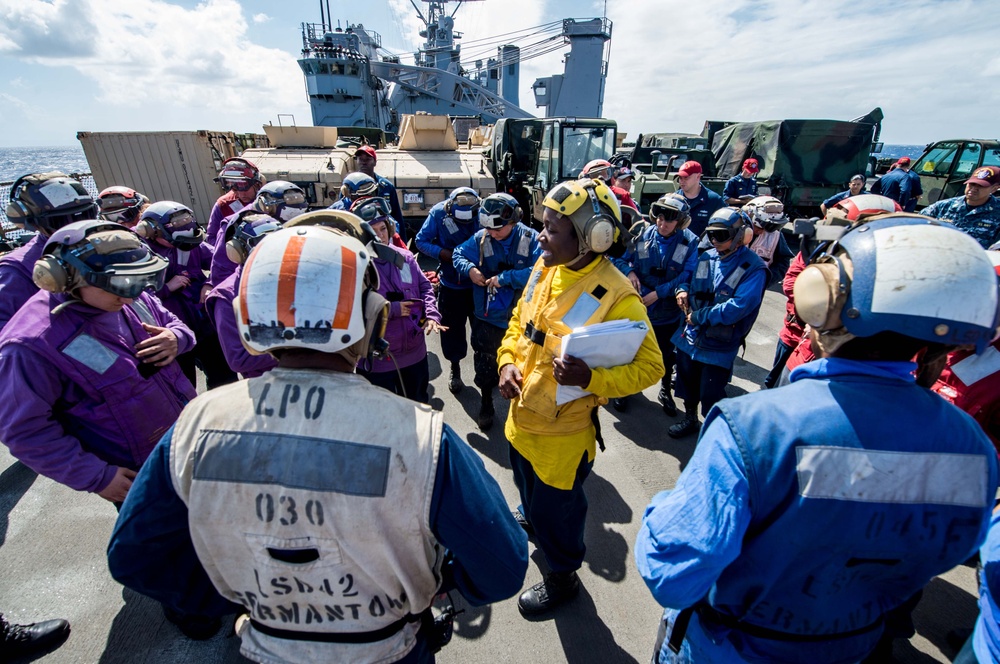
[511, 508, 534, 535]
[448, 362, 464, 395]
[477, 390, 495, 431]
[0, 612, 70, 658]
[517, 571, 580, 618]
[668, 415, 699, 439]
[658, 386, 677, 417]
[163, 606, 222, 641]
[612, 396, 628, 412]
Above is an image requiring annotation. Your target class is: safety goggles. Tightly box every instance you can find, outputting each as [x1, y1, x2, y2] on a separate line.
[706, 229, 732, 243]
[479, 199, 517, 229]
[584, 166, 611, 181]
[351, 197, 392, 223]
[261, 189, 307, 208]
[651, 205, 681, 223]
[161, 211, 199, 235]
[223, 179, 256, 192]
[101, 207, 141, 225]
[88, 269, 167, 299]
[451, 193, 480, 208]
[98, 192, 141, 212]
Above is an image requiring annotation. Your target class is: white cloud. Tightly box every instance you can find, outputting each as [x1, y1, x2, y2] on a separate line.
[0, 0, 306, 129]
[252, 13, 270, 24]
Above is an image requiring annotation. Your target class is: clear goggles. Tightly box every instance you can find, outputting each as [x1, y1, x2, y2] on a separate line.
[87, 269, 167, 299]
[162, 211, 199, 234]
[261, 189, 307, 208]
[98, 192, 141, 212]
[584, 165, 611, 181]
[352, 197, 392, 223]
[451, 192, 480, 208]
[480, 200, 517, 229]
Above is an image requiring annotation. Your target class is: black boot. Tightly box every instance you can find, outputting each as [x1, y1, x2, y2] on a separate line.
[477, 390, 495, 431]
[668, 414, 700, 439]
[1, 612, 70, 658]
[517, 571, 580, 618]
[448, 362, 464, 395]
[612, 396, 628, 412]
[658, 384, 677, 417]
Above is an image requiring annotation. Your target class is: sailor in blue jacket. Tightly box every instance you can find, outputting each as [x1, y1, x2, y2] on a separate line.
[636, 215, 1000, 664]
[415, 187, 481, 394]
[453, 193, 540, 431]
[613, 193, 698, 416]
[669, 207, 766, 438]
[723, 159, 760, 207]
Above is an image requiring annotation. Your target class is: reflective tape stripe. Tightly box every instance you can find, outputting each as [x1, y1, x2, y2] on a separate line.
[951, 345, 1000, 386]
[724, 266, 747, 290]
[637, 241, 649, 259]
[443, 217, 459, 234]
[671, 242, 688, 264]
[524, 269, 542, 303]
[62, 334, 118, 374]
[482, 237, 495, 259]
[400, 261, 413, 284]
[517, 234, 531, 257]
[128, 300, 156, 327]
[562, 293, 602, 330]
[696, 260, 709, 279]
[796, 446, 989, 507]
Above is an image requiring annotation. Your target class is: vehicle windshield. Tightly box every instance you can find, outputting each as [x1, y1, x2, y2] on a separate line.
[561, 127, 616, 180]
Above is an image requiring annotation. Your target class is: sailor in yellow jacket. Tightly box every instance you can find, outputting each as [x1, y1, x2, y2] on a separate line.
[498, 178, 664, 617]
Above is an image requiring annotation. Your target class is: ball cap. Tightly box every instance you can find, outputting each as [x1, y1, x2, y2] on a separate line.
[895, 156, 911, 167]
[616, 167, 634, 180]
[966, 165, 1000, 187]
[743, 158, 760, 173]
[355, 145, 378, 163]
[678, 161, 703, 177]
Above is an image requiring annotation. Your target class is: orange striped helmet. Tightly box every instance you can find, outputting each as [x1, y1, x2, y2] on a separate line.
[234, 225, 373, 355]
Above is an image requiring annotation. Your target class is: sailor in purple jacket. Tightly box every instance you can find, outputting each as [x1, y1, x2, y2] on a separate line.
[0, 220, 196, 504]
[137, 201, 236, 389]
[0, 172, 100, 330]
[204, 213, 283, 378]
[354, 197, 445, 403]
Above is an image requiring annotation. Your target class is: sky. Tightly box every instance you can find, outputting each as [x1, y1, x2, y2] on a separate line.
[0, 0, 998, 148]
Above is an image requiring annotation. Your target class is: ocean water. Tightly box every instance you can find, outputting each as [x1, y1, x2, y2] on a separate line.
[0, 145, 92, 182]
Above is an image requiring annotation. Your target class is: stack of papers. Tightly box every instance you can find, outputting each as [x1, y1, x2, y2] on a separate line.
[556, 319, 649, 405]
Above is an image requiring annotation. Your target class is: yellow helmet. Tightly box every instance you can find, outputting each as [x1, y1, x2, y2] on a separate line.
[542, 178, 622, 255]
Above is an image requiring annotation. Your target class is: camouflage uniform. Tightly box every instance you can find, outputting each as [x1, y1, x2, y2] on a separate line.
[921, 195, 1000, 248]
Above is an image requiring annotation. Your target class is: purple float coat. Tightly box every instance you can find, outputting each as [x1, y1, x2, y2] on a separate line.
[147, 241, 213, 333]
[207, 209, 242, 287]
[362, 245, 441, 374]
[0, 290, 196, 493]
[0, 234, 45, 331]
[204, 266, 277, 378]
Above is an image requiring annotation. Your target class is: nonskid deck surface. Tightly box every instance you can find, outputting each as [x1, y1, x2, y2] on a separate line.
[0, 287, 978, 663]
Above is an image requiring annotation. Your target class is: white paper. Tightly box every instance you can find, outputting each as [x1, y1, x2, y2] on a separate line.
[555, 319, 649, 405]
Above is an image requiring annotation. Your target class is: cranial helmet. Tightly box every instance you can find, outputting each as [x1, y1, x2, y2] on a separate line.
[446, 186, 481, 222]
[801, 194, 903, 258]
[743, 195, 787, 233]
[224, 210, 283, 265]
[705, 207, 753, 251]
[649, 193, 692, 231]
[479, 193, 522, 230]
[234, 225, 389, 364]
[581, 159, 613, 184]
[216, 158, 264, 192]
[7, 172, 99, 236]
[542, 178, 623, 256]
[33, 219, 168, 297]
[340, 172, 378, 202]
[794, 215, 1000, 355]
[350, 197, 395, 238]
[136, 201, 205, 251]
[97, 186, 148, 227]
[254, 180, 308, 222]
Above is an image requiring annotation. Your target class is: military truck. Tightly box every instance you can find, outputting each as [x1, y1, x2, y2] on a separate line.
[487, 116, 619, 223]
[910, 139, 1000, 209]
[628, 108, 884, 217]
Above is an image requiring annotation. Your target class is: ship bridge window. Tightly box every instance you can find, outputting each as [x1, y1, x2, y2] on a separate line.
[915, 142, 959, 177]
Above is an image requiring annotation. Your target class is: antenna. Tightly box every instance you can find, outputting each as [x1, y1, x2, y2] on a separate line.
[326, 0, 333, 31]
[319, 0, 326, 31]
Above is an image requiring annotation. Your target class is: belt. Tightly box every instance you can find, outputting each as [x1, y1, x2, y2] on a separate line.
[250, 613, 417, 644]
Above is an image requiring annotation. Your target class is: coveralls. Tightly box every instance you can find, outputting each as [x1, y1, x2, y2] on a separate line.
[415, 201, 477, 365]
[672, 245, 767, 416]
[764, 252, 807, 389]
[613, 224, 699, 394]
[109, 368, 528, 664]
[0, 290, 196, 494]
[499, 255, 663, 572]
[962, 509, 1000, 663]
[636, 358, 998, 664]
[358, 244, 442, 403]
[205, 191, 247, 249]
[452, 223, 540, 392]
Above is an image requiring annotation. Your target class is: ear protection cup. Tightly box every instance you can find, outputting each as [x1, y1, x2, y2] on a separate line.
[347, 289, 390, 363]
[792, 257, 850, 331]
[134, 219, 158, 239]
[739, 225, 754, 247]
[581, 184, 617, 253]
[32, 254, 71, 293]
[226, 237, 251, 265]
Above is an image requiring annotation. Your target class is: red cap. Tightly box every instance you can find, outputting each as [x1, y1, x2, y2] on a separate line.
[743, 158, 759, 173]
[967, 165, 1000, 187]
[896, 156, 911, 167]
[356, 145, 378, 163]
[678, 161, 703, 177]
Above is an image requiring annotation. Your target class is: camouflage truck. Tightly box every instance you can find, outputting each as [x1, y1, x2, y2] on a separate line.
[487, 117, 619, 224]
[911, 139, 1000, 209]
[628, 108, 884, 217]
[628, 132, 720, 212]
